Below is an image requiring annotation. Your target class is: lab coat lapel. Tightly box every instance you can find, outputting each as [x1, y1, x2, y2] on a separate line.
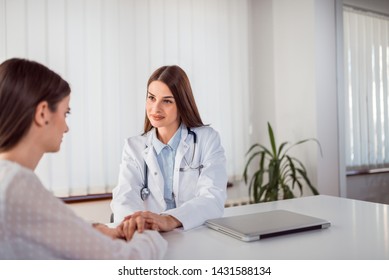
[143, 134, 165, 208]
[173, 126, 190, 198]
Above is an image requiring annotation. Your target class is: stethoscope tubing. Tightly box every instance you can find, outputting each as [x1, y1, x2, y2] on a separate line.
[140, 127, 197, 201]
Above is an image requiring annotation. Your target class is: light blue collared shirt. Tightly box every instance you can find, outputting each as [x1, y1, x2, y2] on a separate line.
[152, 126, 182, 210]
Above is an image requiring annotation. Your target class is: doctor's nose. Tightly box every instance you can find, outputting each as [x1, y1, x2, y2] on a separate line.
[151, 101, 163, 112]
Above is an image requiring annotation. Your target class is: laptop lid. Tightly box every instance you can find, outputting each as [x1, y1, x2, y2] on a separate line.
[205, 209, 331, 242]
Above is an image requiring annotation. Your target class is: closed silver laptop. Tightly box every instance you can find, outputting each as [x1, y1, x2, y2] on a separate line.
[205, 209, 331, 242]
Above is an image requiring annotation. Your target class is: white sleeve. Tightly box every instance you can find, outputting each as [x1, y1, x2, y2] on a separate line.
[111, 140, 146, 222]
[5, 171, 167, 259]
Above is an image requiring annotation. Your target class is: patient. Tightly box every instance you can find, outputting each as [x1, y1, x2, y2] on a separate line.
[0, 58, 167, 259]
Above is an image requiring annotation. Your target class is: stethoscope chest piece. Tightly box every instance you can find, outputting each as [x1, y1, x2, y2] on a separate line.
[140, 186, 151, 201]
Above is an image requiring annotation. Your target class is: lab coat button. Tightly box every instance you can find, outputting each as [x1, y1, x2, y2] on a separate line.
[154, 172, 157, 176]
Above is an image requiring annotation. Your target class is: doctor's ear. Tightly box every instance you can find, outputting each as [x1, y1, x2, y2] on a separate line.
[34, 101, 50, 126]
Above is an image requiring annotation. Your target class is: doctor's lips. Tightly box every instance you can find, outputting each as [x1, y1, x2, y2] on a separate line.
[150, 114, 165, 121]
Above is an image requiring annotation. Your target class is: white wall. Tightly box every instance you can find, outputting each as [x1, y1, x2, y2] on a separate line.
[314, 0, 340, 197]
[249, 0, 340, 197]
[68, 200, 112, 223]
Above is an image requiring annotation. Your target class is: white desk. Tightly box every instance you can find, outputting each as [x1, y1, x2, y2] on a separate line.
[161, 195, 389, 259]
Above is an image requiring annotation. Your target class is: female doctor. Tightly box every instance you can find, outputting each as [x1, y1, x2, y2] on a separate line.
[111, 65, 227, 238]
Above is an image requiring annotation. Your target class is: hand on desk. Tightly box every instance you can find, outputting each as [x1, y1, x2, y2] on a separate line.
[117, 211, 182, 241]
[93, 223, 123, 239]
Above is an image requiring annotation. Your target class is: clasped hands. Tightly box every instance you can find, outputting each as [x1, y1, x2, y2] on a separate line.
[94, 211, 182, 241]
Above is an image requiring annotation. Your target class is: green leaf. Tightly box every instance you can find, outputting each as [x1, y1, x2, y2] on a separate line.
[243, 151, 262, 183]
[278, 141, 289, 157]
[267, 122, 277, 157]
[243, 122, 321, 203]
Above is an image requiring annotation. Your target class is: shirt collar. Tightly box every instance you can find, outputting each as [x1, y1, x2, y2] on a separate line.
[152, 125, 182, 155]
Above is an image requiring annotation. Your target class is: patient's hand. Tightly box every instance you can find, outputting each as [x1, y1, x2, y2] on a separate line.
[93, 223, 122, 239]
[118, 211, 182, 241]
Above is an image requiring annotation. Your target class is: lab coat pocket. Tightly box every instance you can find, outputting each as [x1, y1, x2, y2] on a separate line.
[178, 167, 201, 202]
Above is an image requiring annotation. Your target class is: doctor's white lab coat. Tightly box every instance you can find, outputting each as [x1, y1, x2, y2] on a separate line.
[111, 125, 228, 230]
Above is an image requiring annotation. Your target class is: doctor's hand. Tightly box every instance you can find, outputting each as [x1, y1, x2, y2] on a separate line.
[116, 211, 151, 241]
[140, 211, 182, 232]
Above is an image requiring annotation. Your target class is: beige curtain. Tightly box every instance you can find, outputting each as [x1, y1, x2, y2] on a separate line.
[344, 7, 389, 170]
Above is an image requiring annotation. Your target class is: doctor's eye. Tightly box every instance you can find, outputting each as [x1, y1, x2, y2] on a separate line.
[147, 95, 156, 102]
[163, 99, 174, 104]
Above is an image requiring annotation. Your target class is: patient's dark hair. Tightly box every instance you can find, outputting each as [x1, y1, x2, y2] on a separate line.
[0, 58, 70, 152]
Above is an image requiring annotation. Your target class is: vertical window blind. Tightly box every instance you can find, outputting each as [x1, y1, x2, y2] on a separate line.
[343, 7, 389, 171]
[0, 0, 251, 197]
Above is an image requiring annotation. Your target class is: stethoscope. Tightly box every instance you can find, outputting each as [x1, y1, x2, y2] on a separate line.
[140, 127, 203, 201]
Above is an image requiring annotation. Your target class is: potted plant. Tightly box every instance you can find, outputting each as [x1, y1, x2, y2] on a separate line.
[243, 122, 321, 203]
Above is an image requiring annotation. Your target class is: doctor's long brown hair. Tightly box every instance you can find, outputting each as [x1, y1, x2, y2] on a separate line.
[143, 65, 204, 134]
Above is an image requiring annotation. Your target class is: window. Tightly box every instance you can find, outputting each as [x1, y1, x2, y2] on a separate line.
[344, 7, 389, 172]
